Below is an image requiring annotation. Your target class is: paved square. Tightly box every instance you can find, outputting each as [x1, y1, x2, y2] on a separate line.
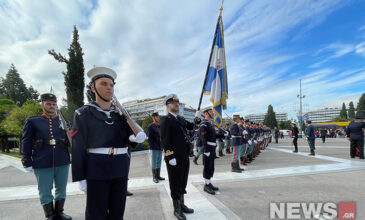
[0, 138, 364, 219]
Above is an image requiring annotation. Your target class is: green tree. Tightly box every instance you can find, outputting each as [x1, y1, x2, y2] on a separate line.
[142, 116, 153, 133]
[0, 64, 39, 106]
[1, 100, 42, 137]
[340, 103, 348, 120]
[0, 99, 16, 152]
[332, 115, 347, 122]
[348, 101, 355, 120]
[356, 93, 365, 116]
[263, 105, 277, 129]
[278, 120, 292, 130]
[49, 25, 85, 112]
[86, 82, 95, 102]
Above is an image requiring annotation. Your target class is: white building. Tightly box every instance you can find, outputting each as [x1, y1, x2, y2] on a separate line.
[122, 96, 196, 122]
[245, 113, 288, 122]
[304, 107, 341, 123]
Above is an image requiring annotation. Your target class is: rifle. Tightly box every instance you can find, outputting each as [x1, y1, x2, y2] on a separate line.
[111, 95, 144, 136]
[57, 109, 72, 147]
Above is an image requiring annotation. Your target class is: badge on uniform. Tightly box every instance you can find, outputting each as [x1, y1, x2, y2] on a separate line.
[165, 150, 174, 157]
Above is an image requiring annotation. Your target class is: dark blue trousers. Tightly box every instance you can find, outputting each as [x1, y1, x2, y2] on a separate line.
[86, 177, 128, 220]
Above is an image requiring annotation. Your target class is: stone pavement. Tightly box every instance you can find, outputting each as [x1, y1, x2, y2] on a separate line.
[0, 138, 364, 220]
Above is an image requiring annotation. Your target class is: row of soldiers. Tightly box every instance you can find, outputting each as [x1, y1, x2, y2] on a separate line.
[20, 66, 273, 220]
[191, 115, 272, 173]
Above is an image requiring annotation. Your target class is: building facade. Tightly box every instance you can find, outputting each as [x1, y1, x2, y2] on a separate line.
[122, 96, 196, 122]
[245, 113, 288, 122]
[304, 107, 341, 123]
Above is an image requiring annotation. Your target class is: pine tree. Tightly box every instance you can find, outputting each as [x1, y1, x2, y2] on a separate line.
[356, 93, 365, 116]
[340, 103, 348, 120]
[348, 101, 355, 120]
[49, 25, 85, 111]
[0, 64, 39, 106]
[263, 105, 277, 129]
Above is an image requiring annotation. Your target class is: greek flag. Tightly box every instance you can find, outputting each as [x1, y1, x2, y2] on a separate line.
[203, 14, 228, 128]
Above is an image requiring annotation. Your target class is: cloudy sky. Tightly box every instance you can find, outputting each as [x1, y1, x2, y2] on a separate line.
[1, 0, 365, 119]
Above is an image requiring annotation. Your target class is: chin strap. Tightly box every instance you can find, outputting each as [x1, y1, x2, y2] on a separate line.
[93, 82, 111, 102]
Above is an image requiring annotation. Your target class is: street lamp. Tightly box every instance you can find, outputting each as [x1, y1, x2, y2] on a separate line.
[297, 79, 305, 137]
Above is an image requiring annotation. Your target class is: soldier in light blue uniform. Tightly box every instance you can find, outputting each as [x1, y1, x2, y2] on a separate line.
[21, 93, 72, 220]
[238, 117, 248, 167]
[230, 115, 244, 173]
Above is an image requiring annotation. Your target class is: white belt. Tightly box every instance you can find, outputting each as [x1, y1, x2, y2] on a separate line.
[207, 141, 216, 146]
[88, 147, 128, 155]
[232, 135, 241, 138]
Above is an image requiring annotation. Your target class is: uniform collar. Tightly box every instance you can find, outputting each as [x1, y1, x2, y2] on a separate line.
[169, 112, 178, 118]
[41, 113, 57, 119]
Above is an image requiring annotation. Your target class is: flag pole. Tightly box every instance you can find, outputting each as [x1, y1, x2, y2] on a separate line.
[197, 6, 223, 110]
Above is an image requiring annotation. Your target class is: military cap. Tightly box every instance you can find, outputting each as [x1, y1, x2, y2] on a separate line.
[233, 115, 240, 120]
[245, 119, 250, 123]
[355, 114, 364, 119]
[202, 106, 213, 113]
[87, 66, 117, 82]
[164, 94, 179, 105]
[240, 117, 244, 120]
[291, 122, 296, 125]
[41, 93, 57, 102]
[151, 112, 159, 117]
[306, 120, 312, 124]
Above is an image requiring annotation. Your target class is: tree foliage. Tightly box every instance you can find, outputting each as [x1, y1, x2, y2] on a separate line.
[356, 93, 365, 116]
[49, 25, 85, 112]
[142, 116, 153, 133]
[348, 101, 355, 120]
[278, 120, 292, 130]
[0, 64, 39, 106]
[340, 102, 348, 120]
[263, 104, 277, 129]
[1, 100, 42, 136]
[0, 99, 16, 136]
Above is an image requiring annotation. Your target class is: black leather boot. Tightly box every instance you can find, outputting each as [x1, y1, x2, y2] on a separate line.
[204, 184, 215, 195]
[193, 156, 198, 165]
[173, 199, 186, 220]
[157, 168, 165, 180]
[231, 162, 242, 173]
[55, 200, 72, 220]
[208, 183, 219, 191]
[237, 161, 244, 171]
[42, 202, 56, 220]
[180, 194, 194, 213]
[152, 169, 159, 183]
[309, 149, 315, 156]
[293, 147, 298, 153]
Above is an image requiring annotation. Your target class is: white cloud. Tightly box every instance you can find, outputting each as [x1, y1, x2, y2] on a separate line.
[0, 0, 362, 120]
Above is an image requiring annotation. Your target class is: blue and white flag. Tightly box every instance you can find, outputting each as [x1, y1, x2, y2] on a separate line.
[203, 14, 228, 128]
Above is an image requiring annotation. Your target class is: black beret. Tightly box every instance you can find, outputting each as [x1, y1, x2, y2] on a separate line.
[41, 93, 57, 102]
[151, 112, 159, 117]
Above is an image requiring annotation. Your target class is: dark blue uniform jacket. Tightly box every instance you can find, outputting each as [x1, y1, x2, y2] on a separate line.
[198, 119, 216, 153]
[21, 114, 71, 169]
[147, 123, 162, 150]
[230, 123, 243, 146]
[71, 102, 133, 182]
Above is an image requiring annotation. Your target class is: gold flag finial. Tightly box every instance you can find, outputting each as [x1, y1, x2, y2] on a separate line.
[219, 0, 224, 17]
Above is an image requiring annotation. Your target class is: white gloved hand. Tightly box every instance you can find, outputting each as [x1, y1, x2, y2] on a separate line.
[224, 131, 229, 137]
[169, 158, 177, 166]
[129, 132, 147, 143]
[79, 180, 87, 192]
[24, 166, 33, 172]
[135, 132, 147, 143]
[195, 110, 202, 118]
[203, 152, 211, 157]
[253, 140, 257, 145]
[248, 140, 252, 145]
[242, 130, 248, 135]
